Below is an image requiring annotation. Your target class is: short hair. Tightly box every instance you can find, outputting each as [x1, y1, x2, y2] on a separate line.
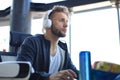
[49, 5, 70, 19]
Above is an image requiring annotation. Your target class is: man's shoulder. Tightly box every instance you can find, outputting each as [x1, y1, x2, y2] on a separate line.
[24, 34, 45, 43]
[27, 34, 44, 39]
[34, 34, 44, 38]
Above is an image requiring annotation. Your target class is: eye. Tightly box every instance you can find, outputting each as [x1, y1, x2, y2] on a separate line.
[59, 18, 68, 23]
[59, 18, 65, 22]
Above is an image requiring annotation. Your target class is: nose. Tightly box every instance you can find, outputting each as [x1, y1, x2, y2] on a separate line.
[64, 23, 68, 28]
[64, 21, 69, 28]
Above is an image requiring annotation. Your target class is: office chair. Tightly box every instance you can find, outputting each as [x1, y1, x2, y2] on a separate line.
[0, 31, 33, 80]
[0, 61, 32, 80]
[9, 31, 32, 52]
[0, 51, 32, 80]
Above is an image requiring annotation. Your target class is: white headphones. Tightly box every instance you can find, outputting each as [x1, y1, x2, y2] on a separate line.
[43, 10, 53, 28]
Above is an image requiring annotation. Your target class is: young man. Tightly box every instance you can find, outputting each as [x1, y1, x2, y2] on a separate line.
[17, 5, 78, 80]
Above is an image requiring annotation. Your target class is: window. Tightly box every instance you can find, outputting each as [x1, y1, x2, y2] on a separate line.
[71, 8, 120, 69]
[0, 0, 12, 10]
[0, 26, 10, 51]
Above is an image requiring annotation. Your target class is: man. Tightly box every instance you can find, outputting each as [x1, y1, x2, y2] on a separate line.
[17, 5, 78, 80]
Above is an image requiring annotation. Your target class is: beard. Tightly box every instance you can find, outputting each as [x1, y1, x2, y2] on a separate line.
[51, 25, 66, 37]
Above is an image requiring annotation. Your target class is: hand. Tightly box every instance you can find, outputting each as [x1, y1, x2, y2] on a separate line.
[49, 69, 77, 80]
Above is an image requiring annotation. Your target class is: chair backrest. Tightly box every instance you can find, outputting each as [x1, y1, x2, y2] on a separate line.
[9, 31, 32, 52]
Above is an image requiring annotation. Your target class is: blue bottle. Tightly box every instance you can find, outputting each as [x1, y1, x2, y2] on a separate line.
[79, 51, 91, 80]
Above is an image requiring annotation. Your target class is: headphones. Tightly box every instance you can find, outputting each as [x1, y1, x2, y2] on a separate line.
[43, 10, 53, 28]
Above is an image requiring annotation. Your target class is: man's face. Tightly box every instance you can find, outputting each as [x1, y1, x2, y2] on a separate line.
[51, 12, 69, 37]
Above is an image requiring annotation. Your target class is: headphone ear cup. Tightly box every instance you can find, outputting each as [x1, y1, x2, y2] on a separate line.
[43, 10, 53, 28]
[43, 19, 52, 28]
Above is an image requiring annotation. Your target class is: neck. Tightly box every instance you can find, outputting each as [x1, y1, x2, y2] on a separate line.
[44, 34, 59, 56]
